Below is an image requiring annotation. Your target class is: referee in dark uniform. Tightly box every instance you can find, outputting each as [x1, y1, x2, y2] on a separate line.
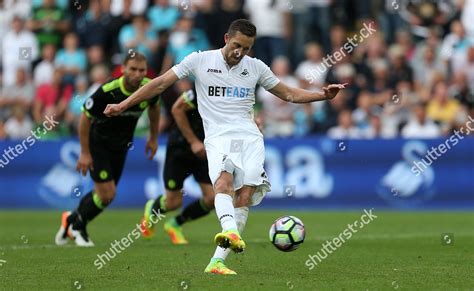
[140, 88, 215, 244]
[55, 52, 160, 247]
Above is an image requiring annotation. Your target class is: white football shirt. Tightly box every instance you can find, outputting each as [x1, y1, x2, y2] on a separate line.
[172, 49, 280, 140]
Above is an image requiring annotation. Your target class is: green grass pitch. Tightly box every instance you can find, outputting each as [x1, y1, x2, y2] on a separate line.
[0, 210, 472, 290]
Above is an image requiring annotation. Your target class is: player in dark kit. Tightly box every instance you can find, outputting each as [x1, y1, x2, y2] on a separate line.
[55, 52, 160, 247]
[140, 88, 215, 244]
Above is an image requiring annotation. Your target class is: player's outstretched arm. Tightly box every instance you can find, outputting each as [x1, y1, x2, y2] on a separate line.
[172, 92, 206, 159]
[76, 113, 93, 176]
[104, 69, 179, 116]
[268, 82, 348, 103]
[145, 103, 160, 160]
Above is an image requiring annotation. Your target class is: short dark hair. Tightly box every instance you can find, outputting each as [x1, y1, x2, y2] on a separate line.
[227, 19, 256, 38]
[123, 50, 147, 65]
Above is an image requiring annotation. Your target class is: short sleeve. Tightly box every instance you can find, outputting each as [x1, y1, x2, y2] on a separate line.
[256, 59, 280, 90]
[82, 86, 107, 119]
[172, 51, 200, 80]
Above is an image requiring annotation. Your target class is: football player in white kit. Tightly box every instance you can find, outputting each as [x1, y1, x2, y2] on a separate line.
[104, 19, 346, 275]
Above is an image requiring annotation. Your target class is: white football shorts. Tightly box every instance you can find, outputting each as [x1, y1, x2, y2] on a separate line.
[205, 134, 271, 206]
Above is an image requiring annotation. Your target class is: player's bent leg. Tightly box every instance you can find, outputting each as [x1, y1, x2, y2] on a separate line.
[73, 182, 115, 247]
[213, 171, 245, 253]
[55, 182, 115, 247]
[166, 183, 214, 244]
[205, 186, 253, 274]
[161, 190, 188, 244]
[141, 190, 180, 239]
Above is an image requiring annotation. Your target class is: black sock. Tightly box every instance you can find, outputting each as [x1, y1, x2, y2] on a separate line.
[152, 195, 168, 215]
[175, 198, 212, 226]
[73, 191, 106, 229]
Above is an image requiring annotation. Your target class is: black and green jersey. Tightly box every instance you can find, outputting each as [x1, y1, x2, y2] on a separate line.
[82, 76, 160, 149]
[162, 89, 204, 147]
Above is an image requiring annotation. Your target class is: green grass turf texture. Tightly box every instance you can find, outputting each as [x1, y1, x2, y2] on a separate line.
[0, 210, 472, 290]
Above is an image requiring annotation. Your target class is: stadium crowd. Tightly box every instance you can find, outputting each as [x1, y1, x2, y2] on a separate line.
[0, 0, 473, 140]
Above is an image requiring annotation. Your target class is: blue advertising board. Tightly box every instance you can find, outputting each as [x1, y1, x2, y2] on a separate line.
[0, 137, 473, 210]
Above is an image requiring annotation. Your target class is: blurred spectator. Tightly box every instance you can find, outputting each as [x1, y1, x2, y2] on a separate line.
[311, 86, 349, 134]
[394, 30, 416, 62]
[377, 0, 408, 44]
[295, 42, 327, 90]
[387, 44, 414, 89]
[2, 15, 39, 87]
[4, 106, 33, 139]
[352, 91, 379, 132]
[305, 0, 332, 54]
[33, 69, 72, 123]
[331, 63, 359, 109]
[148, 0, 180, 32]
[110, 0, 148, 17]
[86, 45, 107, 69]
[34, 43, 56, 86]
[440, 20, 471, 72]
[55, 32, 87, 84]
[399, 0, 457, 38]
[257, 56, 298, 137]
[204, 0, 246, 49]
[364, 113, 384, 138]
[86, 64, 110, 97]
[447, 107, 474, 136]
[329, 25, 347, 54]
[160, 15, 209, 72]
[119, 15, 158, 60]
[27, 0, 69, 49]
[3, 0, 32, 20]
[32, 0, 67, 9]
[450, 72, 474, 113]
[328, 109, 363, 139]
[412, 44, 446, 90]
[65, 75, 88, 135]
[0, 67, 34, 118]
[427, 81, 461, 127]
[244, 0, 290, 66]
[402, 102, 441, 138]
[462, 0, 474, 38]
[0, 121, 6, 139]
[458, 46, 474, 92]
[75, 0, 112, 49]
[367, 59, 392, 106]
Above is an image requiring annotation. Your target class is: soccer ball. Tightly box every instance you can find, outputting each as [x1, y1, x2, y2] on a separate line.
[269, 216, 305, 252]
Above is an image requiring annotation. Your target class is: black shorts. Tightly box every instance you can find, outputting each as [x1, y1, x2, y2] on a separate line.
[163, 143, 211, 191]
[89, 136, 128, 184]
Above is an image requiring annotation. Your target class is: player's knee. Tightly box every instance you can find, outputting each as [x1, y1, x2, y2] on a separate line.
[202, 196, 215, 209]
[235, 188, 254, 207]
[234, 195, 251, 208]
[95, 184, 116, 206]
[214, 178, 233, 194]
[165, 193, 182, 210]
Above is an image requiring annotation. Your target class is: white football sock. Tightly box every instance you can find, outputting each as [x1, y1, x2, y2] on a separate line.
[214, 193, 237, 231]
[213, 206, 249, 260]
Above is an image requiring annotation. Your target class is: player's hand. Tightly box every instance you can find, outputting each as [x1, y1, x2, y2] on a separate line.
[76, 152, 93, 176]
[145, 138, 158, 160]
[191, 140, 206, 160]
[104, 103, 125, 117]
[323, 83, 348, 100]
